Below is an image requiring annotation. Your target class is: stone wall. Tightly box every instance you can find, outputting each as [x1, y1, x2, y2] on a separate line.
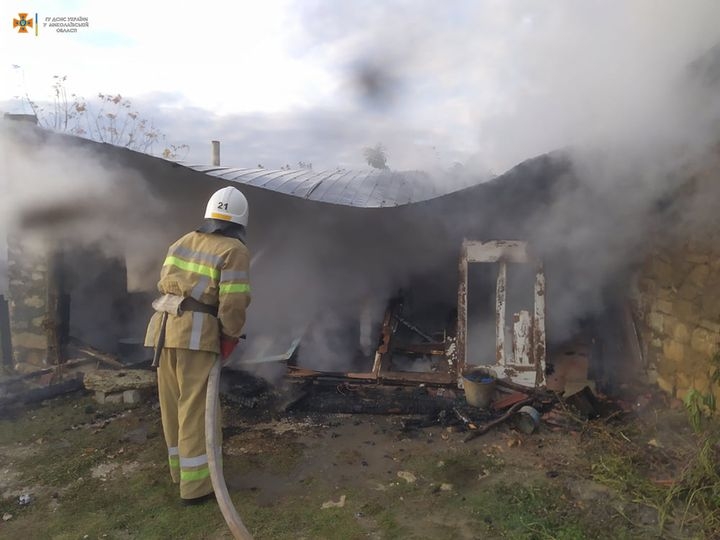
[5, 237, 135, 372]
[633, 231, 720, 401]
[6, 238, 52, 372]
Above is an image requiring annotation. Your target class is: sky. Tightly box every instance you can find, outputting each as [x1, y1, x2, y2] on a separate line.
[2, 1, 720, 173]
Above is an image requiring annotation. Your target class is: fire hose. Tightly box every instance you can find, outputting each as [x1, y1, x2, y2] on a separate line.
[205, 357, 254, 540]
[204, 246, 269, 539]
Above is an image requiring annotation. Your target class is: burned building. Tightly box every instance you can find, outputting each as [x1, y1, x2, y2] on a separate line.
[1, 115, 719, 405]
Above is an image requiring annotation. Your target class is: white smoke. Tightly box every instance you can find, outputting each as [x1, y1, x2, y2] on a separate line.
[3, 1, 720, 374]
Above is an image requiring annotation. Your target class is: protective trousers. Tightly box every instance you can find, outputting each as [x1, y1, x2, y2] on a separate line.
[157, 347, 220, 500]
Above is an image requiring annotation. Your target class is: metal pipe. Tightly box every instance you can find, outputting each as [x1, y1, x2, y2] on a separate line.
[211, 140, 221, 166]
[393, 314, 433, 342]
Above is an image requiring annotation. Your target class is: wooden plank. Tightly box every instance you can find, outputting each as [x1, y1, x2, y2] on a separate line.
[464, 240, 532, 263]
[512, 310, 532, 366]
[379, 371, 455, 385]
[456, 246, 468, 381]
[533, 265, 547, 386]
[496, 262, 507, 365]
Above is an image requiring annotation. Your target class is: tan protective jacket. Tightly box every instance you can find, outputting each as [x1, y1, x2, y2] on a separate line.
[144, 231, 251, 354]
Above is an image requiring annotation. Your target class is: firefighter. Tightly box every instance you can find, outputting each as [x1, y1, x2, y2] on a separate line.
[144, 186, 251, 505]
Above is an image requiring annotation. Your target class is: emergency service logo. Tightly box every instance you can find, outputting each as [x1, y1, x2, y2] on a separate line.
[13, 12, 38, 35]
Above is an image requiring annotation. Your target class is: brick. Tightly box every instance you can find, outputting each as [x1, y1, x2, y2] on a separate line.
[691, 374, 711, 394]
[685, 350, 708, 373]
[642, 369, 658, 385]
[686, 254, 710, 264]
[657, 287, 674, 300]
[691, 328, 715, 355]
[656, 299, 674, 314]
[655, 356, 678, 378]
[688, 265, 710, 288]
[663, 340, 685, 363]
[677, 283, 700, 301]
[123, 390, 142, 404]
[650, 259, 674, 283]
[637, 278, 657, 294]
[663, 315, 679, 335]
[673, 323, 690, 344]
[95, 391, 106, 404]
[11, 332, 46, 349]
[698, 319, 720, 334]
[699, 296, 720, 320]
[675, 300, 699, 323]
[648, 312, 664, 333]
[24, 296, 44, 308]
[83, 369, 157, 393]
[676, 372, 691, 391]
[104, 392, 123, 404]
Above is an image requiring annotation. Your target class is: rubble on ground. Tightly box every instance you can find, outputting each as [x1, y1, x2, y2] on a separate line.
[83, 369, 156, 405]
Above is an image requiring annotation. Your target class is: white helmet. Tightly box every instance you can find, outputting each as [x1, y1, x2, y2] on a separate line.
[204, 187, 249, 227]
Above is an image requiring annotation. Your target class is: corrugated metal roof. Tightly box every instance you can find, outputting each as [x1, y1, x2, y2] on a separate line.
[181, 165, 441, 208]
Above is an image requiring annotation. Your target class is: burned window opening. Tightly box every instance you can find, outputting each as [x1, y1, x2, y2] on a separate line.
[457, 240, 547, 388]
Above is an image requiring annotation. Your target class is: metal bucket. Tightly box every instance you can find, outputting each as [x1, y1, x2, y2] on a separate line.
[462, 367, 496, 409]
[117, 338, 146, 364]
[515, 405, 541, 434]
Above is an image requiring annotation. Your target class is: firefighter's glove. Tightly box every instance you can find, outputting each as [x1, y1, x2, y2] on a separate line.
[220, 335, 239, 360]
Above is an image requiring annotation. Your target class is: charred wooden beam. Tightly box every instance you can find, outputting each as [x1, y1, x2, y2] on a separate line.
[288, 383, 455, 415]
[287, 365, 378, 380]
[393, 343, 445, 356]
[393, 314, 434, 342]
[0, 377, 85, 409]
[0, 357, 98, 387]
[379, 371, 455, 385]
[70, 340, 125, 369]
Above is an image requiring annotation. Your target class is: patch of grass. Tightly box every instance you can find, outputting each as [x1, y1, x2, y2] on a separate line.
[234, 490, 366, 540]
[588, 416, 720, 539]
[0, 395, 100, 444]
[1, 394, 688, 540]
[224, 438, 304, 476]
[375, 509, 411, 539]
[399, 447, 503, 487]
[592, 455, 666, 509]
[1, 457, 229, 539]
[664, 432, 720, 537]
[462, 481, 602, 540]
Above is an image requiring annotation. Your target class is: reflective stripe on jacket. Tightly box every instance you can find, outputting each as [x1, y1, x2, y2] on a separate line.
[144, 231, 251, 353]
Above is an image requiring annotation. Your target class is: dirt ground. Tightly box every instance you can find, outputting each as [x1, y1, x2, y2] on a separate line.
[0, 385, 718, 540]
